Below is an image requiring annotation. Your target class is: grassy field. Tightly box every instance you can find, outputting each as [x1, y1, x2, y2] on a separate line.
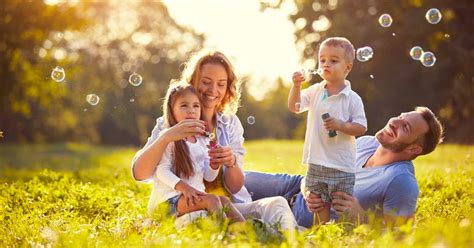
[0, 141, 473, 247]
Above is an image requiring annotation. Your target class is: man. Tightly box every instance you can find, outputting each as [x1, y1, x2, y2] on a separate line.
[244, 106, 444, 227]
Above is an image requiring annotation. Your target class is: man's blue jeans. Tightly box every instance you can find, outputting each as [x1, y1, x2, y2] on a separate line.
[244, 171, 314, 228]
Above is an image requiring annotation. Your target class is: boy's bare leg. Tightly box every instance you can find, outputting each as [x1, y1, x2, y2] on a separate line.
[176, 194, 223, 217]
[219, 196, 245, 222]
[314, 203, 331, 225]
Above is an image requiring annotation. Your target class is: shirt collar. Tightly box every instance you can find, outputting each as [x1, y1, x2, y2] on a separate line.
[321, 80, 352, 96]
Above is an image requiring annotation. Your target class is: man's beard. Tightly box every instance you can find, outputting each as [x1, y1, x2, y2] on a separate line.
[375, 131, 411, 153]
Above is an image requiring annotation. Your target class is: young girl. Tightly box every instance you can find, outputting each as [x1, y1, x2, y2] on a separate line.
[148, 83, 245, 222]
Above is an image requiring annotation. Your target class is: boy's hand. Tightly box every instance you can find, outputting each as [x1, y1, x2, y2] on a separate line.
[323, 116, 343, 131]
[292, 71, 306, 87]
[179, 182, 207, 206]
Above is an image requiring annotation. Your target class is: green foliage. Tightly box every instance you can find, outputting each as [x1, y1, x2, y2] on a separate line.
[0, 142, 473, 246]
[262, 0, 474, 143]
[0, 0, 204, 145]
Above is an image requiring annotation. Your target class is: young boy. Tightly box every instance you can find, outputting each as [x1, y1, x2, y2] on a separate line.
[288, 37, 367, 224]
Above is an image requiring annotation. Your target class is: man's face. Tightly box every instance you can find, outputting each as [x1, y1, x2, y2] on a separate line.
[376, 111, 429, 152]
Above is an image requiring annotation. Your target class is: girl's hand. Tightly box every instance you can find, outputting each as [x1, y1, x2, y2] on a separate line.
[209, 145, 236, 168]
[179, 183, 207, 206]
[323, 116, 343, 131]
[161, 119, 206, 142]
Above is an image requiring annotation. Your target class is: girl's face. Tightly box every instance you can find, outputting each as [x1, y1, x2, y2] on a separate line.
[196, 63, 228, 111]
[172, 92, 201, 123]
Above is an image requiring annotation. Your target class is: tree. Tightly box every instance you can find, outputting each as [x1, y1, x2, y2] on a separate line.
[0, 1, 204, 144]
[262, 0, 474, 143]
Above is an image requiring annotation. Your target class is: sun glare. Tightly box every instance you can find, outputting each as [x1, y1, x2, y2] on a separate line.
[163, 0, 301, 100]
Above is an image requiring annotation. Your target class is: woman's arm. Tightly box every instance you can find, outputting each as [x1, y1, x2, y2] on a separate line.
[221, 115, 246, 193]
[132, 118, 207, 181]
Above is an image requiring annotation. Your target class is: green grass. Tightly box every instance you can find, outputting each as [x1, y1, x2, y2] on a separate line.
[1, 141, 473, 247]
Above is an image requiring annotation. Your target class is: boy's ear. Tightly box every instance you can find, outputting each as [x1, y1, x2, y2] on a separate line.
[345, 62, 353, 74]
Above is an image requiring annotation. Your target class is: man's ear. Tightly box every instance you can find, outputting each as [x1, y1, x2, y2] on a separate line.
[406, 144, 423, 157]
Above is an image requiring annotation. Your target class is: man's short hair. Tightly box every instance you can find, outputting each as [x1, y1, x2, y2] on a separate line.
[415, 106, 444, 155]
[319, 37, 355, 63]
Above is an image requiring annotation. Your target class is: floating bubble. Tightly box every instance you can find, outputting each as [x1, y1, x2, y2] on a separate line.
[51, 66, 65, 82]
[295, 102, 301, 111]
[392, 32, 396, 36]
[421, 51, 436, 67]
[444, 33, 450, 38]
[370, 74, 374, 79]
[425, 8, 442, 24]
[303, 68, 323, 77]
[130, 98, 135, 103]
[83, 108, 88, 112]
[356, 46, 374, 62]
[86, 94, 100, 106]
[409, 46, 424, 60]
[247, 116, 255, 125]
[128, 72, 143, 86]
[378, 14, 393, 27]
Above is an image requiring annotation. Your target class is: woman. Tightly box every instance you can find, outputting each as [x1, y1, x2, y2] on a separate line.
[132, 49, 297, 230]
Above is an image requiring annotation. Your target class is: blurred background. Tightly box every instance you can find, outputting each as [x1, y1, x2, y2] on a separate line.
[0, 0, 472, 145]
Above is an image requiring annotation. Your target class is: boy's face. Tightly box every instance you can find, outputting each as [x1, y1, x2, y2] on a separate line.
[318, 45, 353, 83]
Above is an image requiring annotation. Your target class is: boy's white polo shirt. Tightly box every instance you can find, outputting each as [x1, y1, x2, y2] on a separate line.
[298, 80, 367, 173]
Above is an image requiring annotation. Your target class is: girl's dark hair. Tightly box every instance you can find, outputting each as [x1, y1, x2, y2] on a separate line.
[163, 83, 201, 178]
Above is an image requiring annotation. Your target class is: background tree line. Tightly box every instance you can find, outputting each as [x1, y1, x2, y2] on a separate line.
[0, 0, 472, 145]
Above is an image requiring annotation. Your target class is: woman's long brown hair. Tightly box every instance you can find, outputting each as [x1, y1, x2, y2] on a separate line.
[163, 83, 201, 179]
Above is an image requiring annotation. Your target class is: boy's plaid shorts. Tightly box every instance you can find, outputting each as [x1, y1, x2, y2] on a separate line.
[304, 163, 355, 203]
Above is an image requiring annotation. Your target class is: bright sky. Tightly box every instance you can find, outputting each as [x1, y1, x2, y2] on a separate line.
[163, 0, 301, 100]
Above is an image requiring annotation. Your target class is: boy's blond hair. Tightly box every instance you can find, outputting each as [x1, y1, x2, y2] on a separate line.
[319, 37, 355, 63]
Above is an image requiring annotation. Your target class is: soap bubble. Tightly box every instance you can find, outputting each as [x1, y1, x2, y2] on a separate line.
[51, 66, 65, 82]
[130, 98, 135, 103]
[425, 8, 442, 24]
[370, 74, 374, 79]
[409, 46, 424, 60]
[356, 46, 374, 62]
[128, 72, 143, 86]
[378, 14, 393, 27]
[303, 68, 323, 77]
[295, 102, 301, 111]
[86, 94, 100, 106]
[247, 116, 256, 125]
[421, 51, 436, 67]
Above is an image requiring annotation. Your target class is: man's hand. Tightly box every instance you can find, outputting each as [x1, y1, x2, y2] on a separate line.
[304, 191, 326, 213]
[331, 191, 365, 222]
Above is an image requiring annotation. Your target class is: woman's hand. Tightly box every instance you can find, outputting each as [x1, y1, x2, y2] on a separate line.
[209, 145, 236, 168]
[161, 119, 207, 142]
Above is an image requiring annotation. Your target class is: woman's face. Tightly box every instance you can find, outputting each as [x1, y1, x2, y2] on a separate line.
[196, 63, 228, 111]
